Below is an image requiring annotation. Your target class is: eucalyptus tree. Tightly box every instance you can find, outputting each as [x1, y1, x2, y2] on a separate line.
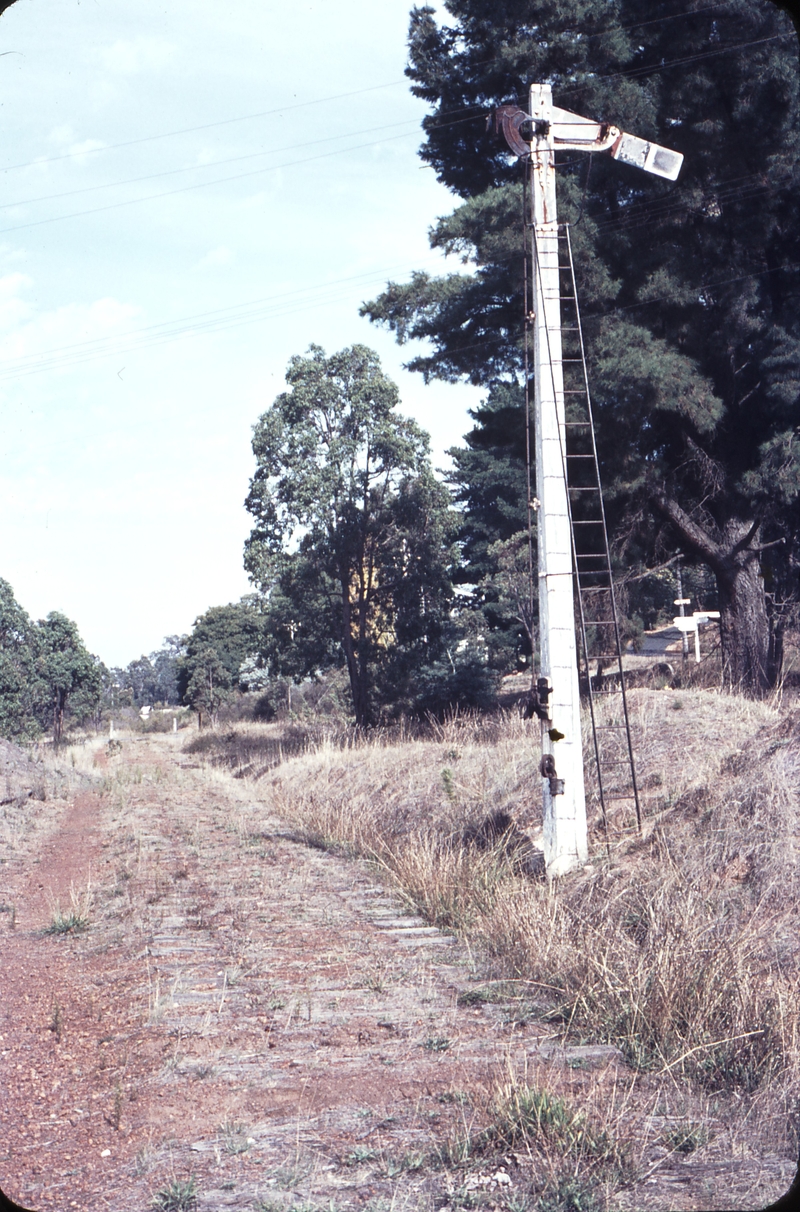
[34, 612, 102, 745]
[0, 579, 38, 740]
[244, 344, 457, 726]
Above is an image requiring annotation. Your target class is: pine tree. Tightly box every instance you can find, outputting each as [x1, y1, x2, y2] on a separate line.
[363, 0, 800, 693]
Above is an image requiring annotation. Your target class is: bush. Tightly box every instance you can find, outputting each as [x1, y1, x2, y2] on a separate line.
[403, 647, 500, 719]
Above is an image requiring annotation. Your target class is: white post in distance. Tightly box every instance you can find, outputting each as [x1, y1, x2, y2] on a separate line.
[502, 85, 684, 875]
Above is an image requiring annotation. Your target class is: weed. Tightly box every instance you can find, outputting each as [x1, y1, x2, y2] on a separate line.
[456, 982, 516, 1007]
[49, 999, 62, 1041]
[44, 884, 92, 935]
[151, 1176, 198, 1210]
[134, 1144, 155, 1176]
[384, 1150, 426, 1176]
[269, 1159, 311, 1189]
[108, 1083, 123, 1130]
[441, 767, 457, 802]
[663, 1121, 709, 1154]
[220, 1120, 252, 1154]
[486, 1085, 615, 1166]
[535, 1176, 604, 1212]
[45, 911, 89, 935]
[345, 1146, 378, 1166]
[423, 1035, 451, 1052]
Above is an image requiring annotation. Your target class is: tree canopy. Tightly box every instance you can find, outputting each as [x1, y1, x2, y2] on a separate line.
[0, 579, 39, 740]
[244, 345, 460, 726]
[0, 583, 104, 743]
[34, 612, 103, 744]
[363, 0, 800, 692]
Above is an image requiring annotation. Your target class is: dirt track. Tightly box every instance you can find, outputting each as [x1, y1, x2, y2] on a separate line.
[1, 731, 796, 1212]
[0, 733, 578, 1211]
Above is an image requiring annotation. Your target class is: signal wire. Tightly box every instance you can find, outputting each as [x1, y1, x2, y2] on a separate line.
[0, 3, 740, 175]
[0, 255, 448, 382]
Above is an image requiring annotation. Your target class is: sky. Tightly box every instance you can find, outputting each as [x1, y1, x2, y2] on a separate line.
[0, 0, 482, 668]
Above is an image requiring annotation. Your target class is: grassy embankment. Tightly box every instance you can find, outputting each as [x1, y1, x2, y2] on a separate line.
[185, 687, 800, 1206]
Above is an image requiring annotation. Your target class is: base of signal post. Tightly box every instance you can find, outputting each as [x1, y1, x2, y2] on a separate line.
[538, 674, 589, 878]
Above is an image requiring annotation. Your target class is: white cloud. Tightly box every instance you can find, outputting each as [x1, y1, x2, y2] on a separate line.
[0, 272, 33, 329]
[0, 283, 142, 369]
[67, 138, 107, 162]
[196, 246, 233, 270]
[94, 36, 177, 76]
[45, 127, 106, 163]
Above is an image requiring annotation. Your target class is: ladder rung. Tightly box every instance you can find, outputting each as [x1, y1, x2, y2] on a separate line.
[569, 486, 600, 492]
[566, 454, 595, 459]
[583, 620, 616, 626]
[572, 520, 604, 525]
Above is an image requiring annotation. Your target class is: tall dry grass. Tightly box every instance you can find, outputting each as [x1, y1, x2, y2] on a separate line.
[242, 690, 799, 1098]
[174, 690, 800, 1207]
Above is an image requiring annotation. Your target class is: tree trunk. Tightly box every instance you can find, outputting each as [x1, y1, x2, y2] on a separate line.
[339, 572, 371, 729]
[715, 548, 770, 694]
[53, 693, 65, 746]
[650, 493, 774, 695]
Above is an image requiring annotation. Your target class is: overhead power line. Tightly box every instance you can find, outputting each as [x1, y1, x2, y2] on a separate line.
[0, 78, 410, 173]
[0, 116, 425, 212]
[2, 18, 784, 235]
[0, 129, 424, 234]
[0, 255, 449, 383]
[0, 111, 483, 234]
[2, 2, 780, 178]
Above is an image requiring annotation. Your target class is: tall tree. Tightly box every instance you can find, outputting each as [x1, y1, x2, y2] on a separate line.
[0, 579, 38, 740]
[34, 612, 102, 744]
[182, 646, 231, 729]
[244, 344, 457, 727]
[363, 0, 800, 693]
[177, 601, 262, 700]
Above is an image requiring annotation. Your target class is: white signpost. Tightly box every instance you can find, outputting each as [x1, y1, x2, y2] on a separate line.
[673, 611, 721, 663]
[507, 84, 683, 875]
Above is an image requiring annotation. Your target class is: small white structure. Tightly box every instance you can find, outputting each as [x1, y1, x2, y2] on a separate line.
[672, 611, 721, 663]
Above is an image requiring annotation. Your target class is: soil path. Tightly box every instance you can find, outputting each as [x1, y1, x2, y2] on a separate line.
[0, 734, 587, 1212]
[1, 733, 793, 1212]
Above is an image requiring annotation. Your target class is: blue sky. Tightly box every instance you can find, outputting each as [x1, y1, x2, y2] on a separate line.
[0, 0, 480, 667]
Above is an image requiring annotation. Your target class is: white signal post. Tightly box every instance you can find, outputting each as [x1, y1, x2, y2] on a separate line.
[519, 84, 683, 875]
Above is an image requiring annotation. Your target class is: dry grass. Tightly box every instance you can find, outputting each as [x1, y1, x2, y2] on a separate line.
[187, 690, 800, 1206]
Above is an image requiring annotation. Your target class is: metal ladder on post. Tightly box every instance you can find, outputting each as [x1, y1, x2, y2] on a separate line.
[535, 222, 642, 837]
